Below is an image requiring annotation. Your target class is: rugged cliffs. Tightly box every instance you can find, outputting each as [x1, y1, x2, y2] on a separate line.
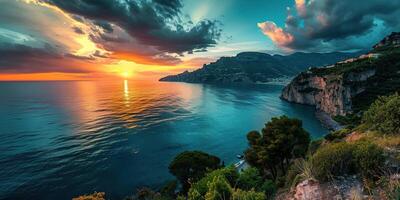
[160, 51, 362, 84]
[281, 32, 400, 116]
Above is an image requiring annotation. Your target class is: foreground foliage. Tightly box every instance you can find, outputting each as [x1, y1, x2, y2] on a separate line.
[168, 151, 222, 192]
[363, 93, 400, 134]
[311, 141, 385, 181]
[244, 116, 310, 181]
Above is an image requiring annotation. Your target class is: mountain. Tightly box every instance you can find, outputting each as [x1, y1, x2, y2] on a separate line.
[159, 51, 364, 84]
[281, 32, 400, 117]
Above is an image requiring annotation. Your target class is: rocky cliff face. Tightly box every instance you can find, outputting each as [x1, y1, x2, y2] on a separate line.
[281, 33, 400, 116]
[281, 69, 376, 116]
[373, 32, 400, 49]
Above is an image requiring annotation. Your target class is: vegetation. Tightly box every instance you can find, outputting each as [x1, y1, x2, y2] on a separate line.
[362, 93, 400, 134]
[168, 151, 222, 192]
[324, 128, 352, 141]
[311, 140, 385, 182]
[73, 192, 106, 200]
[352, 52, 400, 112]
[245, 116, 310, 181]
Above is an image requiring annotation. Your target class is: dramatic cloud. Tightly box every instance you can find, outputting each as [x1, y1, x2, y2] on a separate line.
[257, 22, 293, 48]
[259, 0, 400, 51]
[0, 43, 97, 73]
[39, 0, 221, 62]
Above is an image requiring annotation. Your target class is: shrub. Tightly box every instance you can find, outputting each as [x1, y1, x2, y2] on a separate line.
[362, 93, 400, 134]
[261, 180, 276, 199]
[311, 142, 356, 181]
[311, 141, 386, 182]
[324, 128, 352, 141]
[188, 167, 238, 198]
[204, 176, 232, 200]
[236, 167, 263, 191]
[232, 189, 265, 200]
[73, 192, 105, 200]
[308, 139, 323, 155]
[159, 180, 177, 199]
[353, 141, 385, 178]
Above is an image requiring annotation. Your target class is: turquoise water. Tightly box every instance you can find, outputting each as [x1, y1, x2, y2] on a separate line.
[0, 81, 327, 199]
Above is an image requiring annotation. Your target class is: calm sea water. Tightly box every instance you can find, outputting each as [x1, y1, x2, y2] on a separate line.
[0, 80, 327, 199]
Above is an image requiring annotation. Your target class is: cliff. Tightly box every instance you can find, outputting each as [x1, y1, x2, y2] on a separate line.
[160, 51, 362, 84]
[281, 32, 400, 116]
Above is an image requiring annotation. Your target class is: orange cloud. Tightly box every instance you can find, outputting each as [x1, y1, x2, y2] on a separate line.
[295, 0, 306, 17]
[257, 22, 294, 48]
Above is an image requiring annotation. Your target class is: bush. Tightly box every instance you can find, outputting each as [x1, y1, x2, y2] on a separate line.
[188, 167, 238, 198]
[324, 128, 352, 141]
[236, 167, 263, 191]
[308, 139, 323, 155]
[261, 180, 276, 199]
[363, 93, 400, 134]
[73, 192, 106, 200]
[232, 189, 265, 200]
[159, 180, 177, 199]
[311, 142, 356, 181]
[353, 141, 385, 178]
[311, 141, 386, 182]
[204, 176, 232, 200]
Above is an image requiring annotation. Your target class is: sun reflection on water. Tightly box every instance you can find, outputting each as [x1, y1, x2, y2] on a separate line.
[124, 79, 129, 100]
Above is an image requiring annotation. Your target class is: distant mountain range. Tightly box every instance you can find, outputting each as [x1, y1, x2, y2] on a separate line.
[159, 51, 364, 84]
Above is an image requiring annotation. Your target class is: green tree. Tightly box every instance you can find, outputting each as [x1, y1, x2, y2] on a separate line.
[204, 176, 233, 200]
[236, 167, 263, 191]
[363, 93, 400, 134]
[188, 167, 238, 199]
[245, 116, 310, 180]
[169, 151, 222, 192]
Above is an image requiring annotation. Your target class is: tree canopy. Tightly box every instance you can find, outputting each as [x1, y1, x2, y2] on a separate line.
[244, 116, 310, 180]
[168, 151, 222, 192]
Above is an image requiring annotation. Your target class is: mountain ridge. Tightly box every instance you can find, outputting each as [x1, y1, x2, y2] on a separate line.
[159, 51, 364, 84]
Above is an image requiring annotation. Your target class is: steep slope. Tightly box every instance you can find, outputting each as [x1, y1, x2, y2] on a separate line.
[281, 32, 400, 116]
[159, 51, 362, 84]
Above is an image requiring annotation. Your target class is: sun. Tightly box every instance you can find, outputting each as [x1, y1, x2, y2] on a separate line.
[121, 71, 130, 78]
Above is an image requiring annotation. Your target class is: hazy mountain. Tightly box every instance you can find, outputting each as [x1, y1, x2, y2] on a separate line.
[159, 51, 364, 84]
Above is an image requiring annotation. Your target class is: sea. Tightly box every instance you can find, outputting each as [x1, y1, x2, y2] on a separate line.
[0, 80, 328, 199]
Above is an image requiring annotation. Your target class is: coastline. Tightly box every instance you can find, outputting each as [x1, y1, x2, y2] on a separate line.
[315, 110, 343, 131]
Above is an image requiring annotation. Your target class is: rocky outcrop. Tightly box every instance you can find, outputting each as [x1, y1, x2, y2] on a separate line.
[276, 177, 363, 200]
[281, 32, 400, 116]
[281, 69, 376, 116]
[373, 32, 400, 49]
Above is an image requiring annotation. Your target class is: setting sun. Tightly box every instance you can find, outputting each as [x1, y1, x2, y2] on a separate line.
[122, 71, 130, 78]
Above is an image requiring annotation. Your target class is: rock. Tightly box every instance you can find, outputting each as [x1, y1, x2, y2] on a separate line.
[373, 32, 400, 49]
[281, 69, 376, 116]
[293, 179, 322, 200]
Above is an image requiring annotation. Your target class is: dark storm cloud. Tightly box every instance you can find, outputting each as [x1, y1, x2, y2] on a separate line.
[72, 26, 84, 34]
[40, 0, 221, 55]
[0, 43, 93, 73]
[259, 0, 400, 51]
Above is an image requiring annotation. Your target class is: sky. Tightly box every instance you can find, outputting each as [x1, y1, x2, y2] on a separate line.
[0, 0, 399, 81]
